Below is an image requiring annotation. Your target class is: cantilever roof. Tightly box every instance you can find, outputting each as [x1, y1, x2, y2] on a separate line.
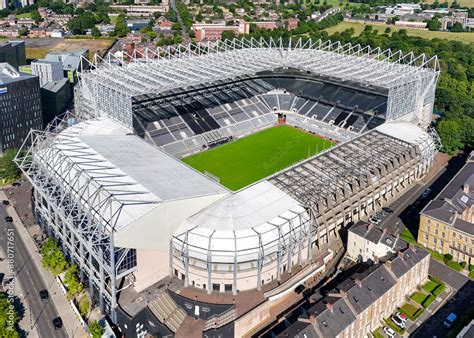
[80, 37, 439, 97]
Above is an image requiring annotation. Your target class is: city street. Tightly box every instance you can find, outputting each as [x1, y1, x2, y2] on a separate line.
[0, 204, 67, 338]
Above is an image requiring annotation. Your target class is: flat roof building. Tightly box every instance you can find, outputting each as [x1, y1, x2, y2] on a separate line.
[0, 63, 42, 154]
[31, 59, 64, 87]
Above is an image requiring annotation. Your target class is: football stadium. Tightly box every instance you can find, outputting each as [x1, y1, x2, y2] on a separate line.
[16, 38, 441, 336]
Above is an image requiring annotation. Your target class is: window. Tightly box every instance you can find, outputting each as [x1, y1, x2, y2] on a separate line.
[224, 284, 232, 292]
[180, 273, 185, 281]
[212, 283, 220, 292]
[174, 269, 178, 277]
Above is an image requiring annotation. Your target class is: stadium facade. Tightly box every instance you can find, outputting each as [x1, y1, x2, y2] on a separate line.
[16, 38, 441, 334]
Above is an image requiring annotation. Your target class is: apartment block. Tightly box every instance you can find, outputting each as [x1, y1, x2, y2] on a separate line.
[278, 245, 430, 337]
[0, 40, 26, 69]
[31, 59, 64, 87]
[418, 152, 474, 265]
[192, 21, 250, 42]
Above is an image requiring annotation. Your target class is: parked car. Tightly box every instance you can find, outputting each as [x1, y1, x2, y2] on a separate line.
[391, 315, 406, 328]
[39, 289, 49, 301]
[12, 182, 20, 187]
[52, 317, 63, 330]
[294, 284, 305, 294]
[4, 216, 13, 223]
[382, 207, 393, 213]
[369, 217, 381, 224]
[421, 188, 432, 198]
[383, 326, 396, 337]
[395, 311, 408, 323]
[443, 312, 457, 328]
[2, 200, 9, 206]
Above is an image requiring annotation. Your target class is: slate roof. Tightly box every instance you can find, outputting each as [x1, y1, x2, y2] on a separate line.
[349, 221, 407, 252]
[277, 321, 319, 338]
[422, 153, 474, 235]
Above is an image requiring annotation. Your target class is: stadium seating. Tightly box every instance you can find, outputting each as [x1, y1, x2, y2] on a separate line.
[133, 76, 388, 156]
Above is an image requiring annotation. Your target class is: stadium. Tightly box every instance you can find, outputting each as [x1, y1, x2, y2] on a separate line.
[16, 38, 441, 336]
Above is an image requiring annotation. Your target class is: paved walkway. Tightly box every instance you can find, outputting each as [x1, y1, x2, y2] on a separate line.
[1, 190, 88, 338]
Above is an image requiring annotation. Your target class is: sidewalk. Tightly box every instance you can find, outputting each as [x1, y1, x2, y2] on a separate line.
[0, 190, 88, 338]
[0, 246, 39, 338]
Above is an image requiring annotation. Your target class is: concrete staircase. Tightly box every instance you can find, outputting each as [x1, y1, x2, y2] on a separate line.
[148, 293, 187, 333]
[203, 308, 237, 331]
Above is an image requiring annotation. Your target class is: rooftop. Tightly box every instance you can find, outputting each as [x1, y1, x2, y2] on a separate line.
[422, 152, 474, 235]
[0, 62, 36, 85]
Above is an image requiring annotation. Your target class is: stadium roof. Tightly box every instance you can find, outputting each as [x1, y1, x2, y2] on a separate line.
[80, 37, 439, 97]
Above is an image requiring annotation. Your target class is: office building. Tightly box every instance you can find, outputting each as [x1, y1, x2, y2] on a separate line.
[0, 41, 26, 69]
[31, 59, 64, 87]
[40, 78, 72, 127]
[0, 63, 42, 154]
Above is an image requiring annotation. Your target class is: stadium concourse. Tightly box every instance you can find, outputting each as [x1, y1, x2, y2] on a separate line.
[16, 38, 441, 337]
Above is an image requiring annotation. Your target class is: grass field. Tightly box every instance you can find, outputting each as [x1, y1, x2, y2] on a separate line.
[0, 38, 116, 61]
[420, 0, 474, 6]
[325, 21, 474, 43]
[183, 125, 335, 191]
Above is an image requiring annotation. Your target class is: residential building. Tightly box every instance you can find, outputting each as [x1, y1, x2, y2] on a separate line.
[418, 152, 474, 265]
[0, 0, 7, 10]
[385, 4, 421, 16]
[31, 59, 64, 87]
[0, 63, 42, 154]
[40, 78, 72, 127]
[252, 21, 278, 30]
[44, 49, 89, 83]
[0, 28, 20, 38]
[279, 245, 430, 337]
[192, 21, 249, 42]
[159, 20, 173, 31]
[457, 319, 474, 338]
[0, 40, 26, 69]
[287, 17, 300, 30]
[441, 10, 468, 31]
[347, 222, 407, 262]
[395, 21, 427, 28]
[110, 5, 170, 17]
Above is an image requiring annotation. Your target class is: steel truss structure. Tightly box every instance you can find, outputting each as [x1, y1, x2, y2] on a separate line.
[14, 114, 154, 323]
[78, 37, 439, 128]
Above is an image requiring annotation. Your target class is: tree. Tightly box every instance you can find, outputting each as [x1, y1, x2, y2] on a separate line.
[89, 321, 104, 338]
[91, 27, 102, 38]
[437, 119, 463, 154]
[426, 18, 441, 31]
[221, 30, 236, 41]
[451, 22, 464, 32]
[41, 238, 68, 276]
[0, 149, 21, 181]
[0, 293, 19, 337]
[31, 10, 43, 24]
[78, 295, 90, 318]
[64, 265, 83, 299]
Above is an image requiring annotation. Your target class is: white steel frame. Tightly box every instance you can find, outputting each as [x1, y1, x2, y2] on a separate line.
[78, 37, 439, 127]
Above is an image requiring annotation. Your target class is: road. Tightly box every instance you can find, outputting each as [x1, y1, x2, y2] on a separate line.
[413, 259, 474, 338]
[0, 205, 67, 338]
[170, 0, 191, 44]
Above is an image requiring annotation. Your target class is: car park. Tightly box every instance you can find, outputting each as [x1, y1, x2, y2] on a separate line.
[4, 216, 12, 223]
[383, 326, 395, 337]
[52, 317, 63, 330]
[391, 315, 406, 328]
[39, 289, 49, 301]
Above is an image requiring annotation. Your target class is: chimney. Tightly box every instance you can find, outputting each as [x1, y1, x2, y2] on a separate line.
[397, 251, 404, 259]
[382, 228, 387, 235]
[385, 260, 392, 271]
[464, 184, 470, 193]
[354, 278, 362, 287]
[340, 289, 347, 298]
[309, 314, 317, 325]
[374, 256, 380, 264]
[326, 302, 334, 312]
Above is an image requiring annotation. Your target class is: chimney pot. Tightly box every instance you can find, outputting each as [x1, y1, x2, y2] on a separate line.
[326, 302, 334, 312]
[354, 278, 362, 287]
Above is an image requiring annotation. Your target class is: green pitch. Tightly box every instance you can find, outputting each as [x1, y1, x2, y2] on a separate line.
[182, 125, 336, 191]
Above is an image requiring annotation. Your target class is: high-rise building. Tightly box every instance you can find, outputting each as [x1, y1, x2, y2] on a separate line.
[0, 63, 42, 154]
[40, 78, 72, 127]
[0, 41, 26, 69]
[31, 59, 65, 87]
